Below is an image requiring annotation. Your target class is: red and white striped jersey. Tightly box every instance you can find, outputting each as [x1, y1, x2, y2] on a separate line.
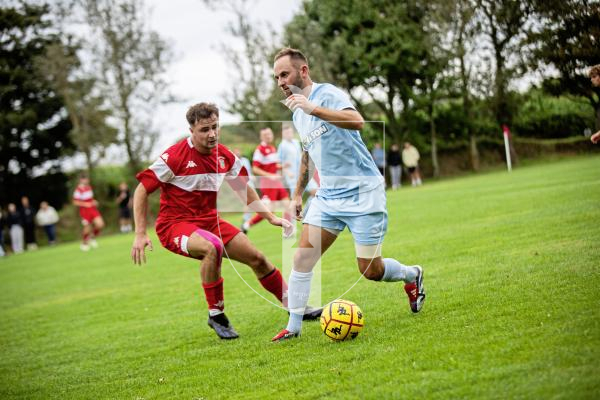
[252, 142, 279, 175]
[136, 138, 248, 224]
[73, 184, 95, 206]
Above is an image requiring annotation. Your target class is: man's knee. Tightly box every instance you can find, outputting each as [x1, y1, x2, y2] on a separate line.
[293, 249, 320, 272]
[188, 233, 223, 260]
[94, 218, 105, 229]
[358, 259, 384, 281]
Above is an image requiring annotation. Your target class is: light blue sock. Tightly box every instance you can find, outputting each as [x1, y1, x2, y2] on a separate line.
[382, 258, 417, 282]
[285, 269, 313, 334]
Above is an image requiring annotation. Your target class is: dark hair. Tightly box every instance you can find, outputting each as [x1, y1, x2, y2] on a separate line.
[186, 103, 219, 126]
[274, 47, 308, 65]
[589, 64, 600, 78]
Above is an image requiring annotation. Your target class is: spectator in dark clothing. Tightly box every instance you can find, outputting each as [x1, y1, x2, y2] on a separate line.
[21, 196, 37, 250]
[387, 143, 402, 190]
[0, 208, 6, 257]
[116, 182, 132, 233]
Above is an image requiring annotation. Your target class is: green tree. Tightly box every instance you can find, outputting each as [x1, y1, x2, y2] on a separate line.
[38, 41, 117, 176]
[477, 0, 533, 164]
[202, 0, 289, 129]
[529, 0, 600, 130]
[0, 3, 74, 207]
[447, 0, 481, 170]
[83, 0, 173, 174]
[282, 0, 432, 145]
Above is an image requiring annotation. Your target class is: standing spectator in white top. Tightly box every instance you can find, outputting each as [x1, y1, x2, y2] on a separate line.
[277, 125, 302, 195]
[7, 203, 24, 254]
[36, 201, 59, 245]
[402, 142, 423, 187]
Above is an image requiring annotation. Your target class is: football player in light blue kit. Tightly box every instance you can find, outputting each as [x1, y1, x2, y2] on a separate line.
[271, 48, 426, 341]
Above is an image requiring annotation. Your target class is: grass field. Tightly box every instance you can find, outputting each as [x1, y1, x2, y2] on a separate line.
[1, 156, 599, 399]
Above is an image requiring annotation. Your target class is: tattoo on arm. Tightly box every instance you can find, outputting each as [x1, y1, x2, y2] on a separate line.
[294, 151, 310, 197]
[300, 152, 310, 187]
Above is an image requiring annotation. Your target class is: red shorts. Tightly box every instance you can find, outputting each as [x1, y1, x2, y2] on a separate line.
[79, 207, 101, 225]
[156, 218, 241, 259]
[260, 186, 289, 202]
[258, 177, 289, 201]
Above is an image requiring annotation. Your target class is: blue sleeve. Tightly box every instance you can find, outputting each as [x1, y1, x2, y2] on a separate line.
[321, 84, 355, 111]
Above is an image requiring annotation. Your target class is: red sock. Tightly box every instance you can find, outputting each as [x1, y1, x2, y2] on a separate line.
[93, 228, 101, 237]
[248, 214, 264, 226]
[259, 268, 288, 307]
[83, 232, 90, 243]
[202, 277, 224, 314]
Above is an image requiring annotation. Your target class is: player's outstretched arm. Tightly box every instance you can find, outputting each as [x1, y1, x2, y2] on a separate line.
[591, 130, 600, 144]
[72, 199, 91, 208]
[131, 183, 153, 265]
[252, 165, 279, 179]
[284, 94, 364, 130]
[238, 185, 293, 237]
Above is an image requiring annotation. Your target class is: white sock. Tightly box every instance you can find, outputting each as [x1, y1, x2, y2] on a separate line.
[382, 258, 418, 282]
[286, 269, 313, 333]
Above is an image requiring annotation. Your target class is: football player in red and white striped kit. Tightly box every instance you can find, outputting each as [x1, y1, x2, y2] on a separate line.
[241, 127, 292, 234]
[72, 175, 105, 251]
[131, 103, 320, 339]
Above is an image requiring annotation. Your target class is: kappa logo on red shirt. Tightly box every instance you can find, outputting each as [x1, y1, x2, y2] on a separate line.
[174, 236, 180, 247]
[161, 153, 169, 161]
[186, 160, 198, 168]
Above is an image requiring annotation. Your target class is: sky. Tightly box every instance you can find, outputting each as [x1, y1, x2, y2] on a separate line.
[144, 0, 302, 158]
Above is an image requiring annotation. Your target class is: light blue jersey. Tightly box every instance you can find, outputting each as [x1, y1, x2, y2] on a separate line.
[292, 83, 383, 199]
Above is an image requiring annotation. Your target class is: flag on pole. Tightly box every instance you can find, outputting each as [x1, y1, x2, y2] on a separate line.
[502, 125, 512, 172]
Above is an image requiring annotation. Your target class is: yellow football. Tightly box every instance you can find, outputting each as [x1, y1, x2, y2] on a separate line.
[320, 299, 364, 341]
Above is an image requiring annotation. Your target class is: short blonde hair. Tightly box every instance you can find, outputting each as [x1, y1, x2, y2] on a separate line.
[274, 47, 308, 65]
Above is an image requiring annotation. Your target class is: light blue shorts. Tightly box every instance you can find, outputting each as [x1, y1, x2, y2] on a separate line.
[303, 186, 388, 245]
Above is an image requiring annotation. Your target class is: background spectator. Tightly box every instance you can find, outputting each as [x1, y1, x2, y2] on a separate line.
[0, 208, 5, 257]
[36, 201, 59, 245]
[387, 143, 402, 190]
[402, 142, 423, 187]
[277, 125, 302, 195]
[233, 148, 255, 225]
[371, 142, 386, 179]
[116, 182, 132, 233]
[21, 196, 37, 250]
[7, 203, 24, 254]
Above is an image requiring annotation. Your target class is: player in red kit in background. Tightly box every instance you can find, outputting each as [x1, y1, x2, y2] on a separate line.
[131, 103, 320, 340]
[241, 127, 292, 234]
[73, 175, 105, 251]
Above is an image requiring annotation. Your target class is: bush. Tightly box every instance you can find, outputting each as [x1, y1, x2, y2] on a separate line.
[513, 90, 595, 139]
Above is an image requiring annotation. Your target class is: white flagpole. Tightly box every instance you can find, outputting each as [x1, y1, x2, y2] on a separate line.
[503, 127, 512, 172]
